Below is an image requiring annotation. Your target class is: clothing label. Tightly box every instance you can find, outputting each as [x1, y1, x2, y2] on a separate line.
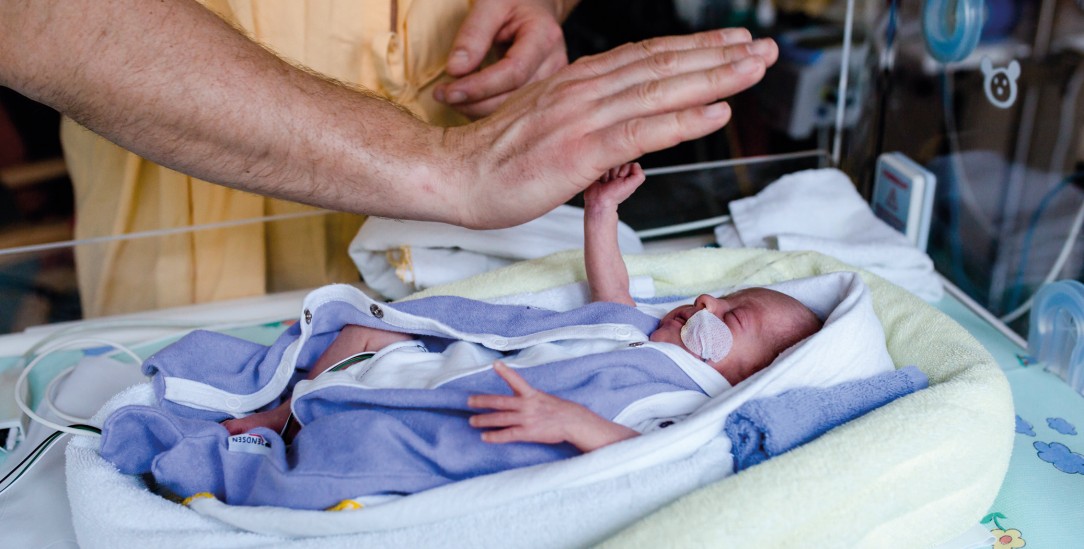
[227, 433, 273, 455]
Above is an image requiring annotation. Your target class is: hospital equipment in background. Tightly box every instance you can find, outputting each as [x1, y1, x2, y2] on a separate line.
[871, 151, 937, 252]
[758, 24, 869, 141]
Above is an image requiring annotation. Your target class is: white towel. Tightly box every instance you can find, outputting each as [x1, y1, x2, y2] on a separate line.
[715, 168, 944, 302]
[350, 205, 644, 299]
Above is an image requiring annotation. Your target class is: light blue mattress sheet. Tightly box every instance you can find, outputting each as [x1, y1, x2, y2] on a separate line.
[936, 296, 1084, 549]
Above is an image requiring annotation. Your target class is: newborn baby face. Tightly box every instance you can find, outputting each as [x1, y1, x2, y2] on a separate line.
[650, 288, 822, 385]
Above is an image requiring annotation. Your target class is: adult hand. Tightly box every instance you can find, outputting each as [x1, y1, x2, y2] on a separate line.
[0, 1, 776, 232]
[433, 0, 570, 119]
[441, 28, 779, 229]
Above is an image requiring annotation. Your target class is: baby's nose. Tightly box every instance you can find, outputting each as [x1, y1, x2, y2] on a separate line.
[693, 294, 719, 310]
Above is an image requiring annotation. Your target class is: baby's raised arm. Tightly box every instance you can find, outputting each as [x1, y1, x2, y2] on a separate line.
[583, 163, 645, 306]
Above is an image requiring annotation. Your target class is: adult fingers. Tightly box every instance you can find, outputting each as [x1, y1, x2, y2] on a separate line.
[442, 22, 564, 106]
[574, 38, 776, 100]
[587, 55, 765, 130]
[441, 52, 566, 118]
[569, 27, 753, 79]
[440, 89, 513, 120]
[445, 5, 508, 77]
[587, 102, 734, 169]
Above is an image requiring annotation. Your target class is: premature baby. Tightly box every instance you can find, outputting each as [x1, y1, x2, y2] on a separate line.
[224, 163, 823, 453]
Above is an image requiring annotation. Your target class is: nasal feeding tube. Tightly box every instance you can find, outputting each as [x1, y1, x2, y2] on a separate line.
[680, 309, 733, 362]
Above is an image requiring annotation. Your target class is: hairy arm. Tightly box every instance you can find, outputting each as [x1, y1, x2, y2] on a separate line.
[0, 0, 778, 229]
[0, 0, 450, 219]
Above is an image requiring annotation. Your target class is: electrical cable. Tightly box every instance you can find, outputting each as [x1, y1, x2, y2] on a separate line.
[16, 314, 288, 368]
[0, 424, 101, 496]
[33, 315, 292, 418]
[13, 314, 290, 435]
[1000, 182, 1084, 323]
[43, 366, 89, 425]
[1003, 173, 1084, 312]
[997, 63, 1084, 323]
[2, 314, 293, 495]
[14, 337, 140, 436]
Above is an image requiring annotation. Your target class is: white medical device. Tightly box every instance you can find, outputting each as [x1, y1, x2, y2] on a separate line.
[872, 152, 937, 251]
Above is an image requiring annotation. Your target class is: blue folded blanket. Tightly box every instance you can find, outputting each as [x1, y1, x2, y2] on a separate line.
[726, 365, 929, 471]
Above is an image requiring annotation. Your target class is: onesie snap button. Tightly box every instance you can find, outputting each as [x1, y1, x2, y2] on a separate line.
[370, 304, 384, 319]
[303, 309, 312, 324]
[628, 341, 644, 347]
[615, 327, 632, 337]
[659, 420, 675, 428]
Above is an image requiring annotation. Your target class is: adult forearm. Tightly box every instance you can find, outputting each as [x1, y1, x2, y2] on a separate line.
[0, 0, 451, 221]
[4, 2, 778, 230]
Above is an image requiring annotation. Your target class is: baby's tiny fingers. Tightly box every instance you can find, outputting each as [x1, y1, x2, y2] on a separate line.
[492, 362, 536, 396]
[468, 394, 522, 410]
[470, 411, 522, 428]
[480, 427, 528, 444]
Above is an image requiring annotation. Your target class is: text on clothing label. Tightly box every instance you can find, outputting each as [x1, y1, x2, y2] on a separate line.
[227, 433, 273, 455]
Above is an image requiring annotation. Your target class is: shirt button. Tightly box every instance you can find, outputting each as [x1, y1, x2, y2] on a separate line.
[370, 304, 384, 319]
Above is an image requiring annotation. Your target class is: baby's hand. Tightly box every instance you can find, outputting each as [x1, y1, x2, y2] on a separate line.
[468, 361, 588, 445]
[583, 162, 645, 211]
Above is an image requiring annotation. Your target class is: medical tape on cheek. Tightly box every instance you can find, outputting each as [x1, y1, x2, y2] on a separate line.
[680, 309, 733, 362]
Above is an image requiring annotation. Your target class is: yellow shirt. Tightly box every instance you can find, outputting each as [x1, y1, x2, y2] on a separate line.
[62, 0, 470, 316]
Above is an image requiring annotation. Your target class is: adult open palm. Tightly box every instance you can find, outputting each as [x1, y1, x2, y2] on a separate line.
[441, 28, 779, 229]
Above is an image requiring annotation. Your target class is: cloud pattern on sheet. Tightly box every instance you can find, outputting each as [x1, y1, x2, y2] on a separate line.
[1032, 441, 1084, 474]
[1014, 415, 1034, 437]
[1019, 413, 1084, 474]
[1046, 417, 1077, 436]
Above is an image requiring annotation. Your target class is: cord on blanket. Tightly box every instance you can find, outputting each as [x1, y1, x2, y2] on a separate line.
[725, 365, 929, 471]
